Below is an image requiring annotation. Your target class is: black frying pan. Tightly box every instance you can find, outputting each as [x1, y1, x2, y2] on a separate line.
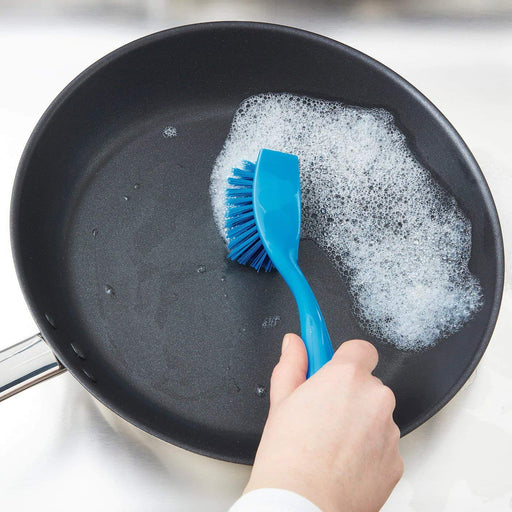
[1, 22, 503, 464]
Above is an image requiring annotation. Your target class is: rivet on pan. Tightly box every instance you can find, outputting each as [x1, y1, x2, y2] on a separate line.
[70, 342, 86, 360]
[44, 313, 57, 329]
[82, 369, 97, 383]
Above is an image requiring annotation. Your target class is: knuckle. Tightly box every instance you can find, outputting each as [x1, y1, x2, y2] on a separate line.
[359, 340, 379, 363]
[361, 339, 379, 360]
[341, 361, 363, 382]
[379, 385, 397, 410]
[372, 375, 383, 386]
[394, 455, 405, 481]
[392, 422, 401, 441]
[343, 339, 378, 359]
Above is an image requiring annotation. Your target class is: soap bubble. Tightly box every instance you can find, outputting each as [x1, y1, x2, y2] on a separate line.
[210, 93, 483, 350]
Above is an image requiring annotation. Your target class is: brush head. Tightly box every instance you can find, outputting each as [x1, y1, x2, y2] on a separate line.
[225, 159, 275, 272]
[225, 149, 301, 273]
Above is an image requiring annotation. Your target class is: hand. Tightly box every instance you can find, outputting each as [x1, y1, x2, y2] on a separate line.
[245, 334, 404, 512]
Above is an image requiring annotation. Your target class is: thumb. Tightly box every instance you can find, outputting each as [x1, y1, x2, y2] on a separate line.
[270, 333, 308, 409]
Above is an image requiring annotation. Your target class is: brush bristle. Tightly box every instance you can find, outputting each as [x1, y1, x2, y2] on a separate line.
[225, 160, 274, 272]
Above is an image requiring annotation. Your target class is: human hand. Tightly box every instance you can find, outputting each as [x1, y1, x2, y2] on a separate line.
[245, 334, 403, 512]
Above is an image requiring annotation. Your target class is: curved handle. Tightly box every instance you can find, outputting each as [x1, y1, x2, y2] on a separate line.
[287, 263, 334, 378]
[0, 334, 65, 401]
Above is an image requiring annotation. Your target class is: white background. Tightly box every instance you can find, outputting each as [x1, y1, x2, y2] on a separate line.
[0, 13, 511, 512]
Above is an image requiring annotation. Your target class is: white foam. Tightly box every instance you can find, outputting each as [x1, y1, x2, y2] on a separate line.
[209, 93, 483, 350]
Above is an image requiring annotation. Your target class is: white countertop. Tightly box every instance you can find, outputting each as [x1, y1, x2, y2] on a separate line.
[0, 16, 511, 511]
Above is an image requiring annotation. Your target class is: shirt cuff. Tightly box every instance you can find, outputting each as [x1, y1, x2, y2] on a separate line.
[229, 488, 322, 512]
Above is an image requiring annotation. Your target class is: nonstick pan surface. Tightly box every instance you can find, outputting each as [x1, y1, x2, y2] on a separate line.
[11, 22, 503, 464]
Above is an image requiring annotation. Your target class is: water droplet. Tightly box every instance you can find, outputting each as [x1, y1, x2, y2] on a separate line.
[122, 195, 130, 201]
[223, 293, 228, 298]
[255, 385, 266, 397]
[105, 285, 116, 297]
[262, 315, 281, 328]
[197, 265, 207, 273]
[230, 377, 241, 393]
[220, 276, 226, 282]
[82, 368, 97, 383]
[239, 327, 247, 334]
[163, 126, 177, 138]
[70, 342, 86, 360]
[133, 183, 140, 190]
[92, 228, 98, 238]
[44, 313, 57, 329]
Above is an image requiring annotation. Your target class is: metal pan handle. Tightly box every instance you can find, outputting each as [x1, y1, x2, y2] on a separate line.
[0, 334, 65, 401]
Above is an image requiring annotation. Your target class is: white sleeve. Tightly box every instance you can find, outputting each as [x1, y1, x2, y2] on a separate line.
[229, 488, 322, 512]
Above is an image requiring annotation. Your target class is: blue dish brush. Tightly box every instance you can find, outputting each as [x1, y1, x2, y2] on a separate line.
[225, 148, 334, 377]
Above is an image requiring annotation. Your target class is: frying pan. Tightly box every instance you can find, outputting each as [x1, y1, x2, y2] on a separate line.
[0, 21, 503, 465]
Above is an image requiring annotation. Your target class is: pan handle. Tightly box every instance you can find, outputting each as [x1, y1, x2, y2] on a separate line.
[0, 334, 65, 401]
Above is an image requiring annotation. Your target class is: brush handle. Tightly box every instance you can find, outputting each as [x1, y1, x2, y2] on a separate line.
[287, 262, 334, 378]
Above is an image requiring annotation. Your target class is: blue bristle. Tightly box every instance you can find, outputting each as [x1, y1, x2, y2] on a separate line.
[227, 228, 258, 251]
[226, 188, 251, 197]
[225, 160, 274, 272]
[227, 223, 257, 240]
[241, 160, 256, 171]
[228, 176, 253, 187]
[229, 232, 260, 258]
[226, 196, 252, 205]
[225, 214, 253, 229]
[226, 204, 253, 216]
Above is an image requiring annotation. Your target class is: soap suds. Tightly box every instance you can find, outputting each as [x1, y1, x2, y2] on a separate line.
[209, 93, 483, 350]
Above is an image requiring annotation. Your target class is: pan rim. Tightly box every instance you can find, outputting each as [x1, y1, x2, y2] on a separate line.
[9, 20, 505, 464]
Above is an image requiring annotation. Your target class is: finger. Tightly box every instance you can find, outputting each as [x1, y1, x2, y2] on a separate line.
[332, 339, 379, 373]
[270, 333, 308, 408]
[379, 384, 397, 414]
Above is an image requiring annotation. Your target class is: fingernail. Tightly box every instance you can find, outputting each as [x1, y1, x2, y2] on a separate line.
[282, 334, 291, 354]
